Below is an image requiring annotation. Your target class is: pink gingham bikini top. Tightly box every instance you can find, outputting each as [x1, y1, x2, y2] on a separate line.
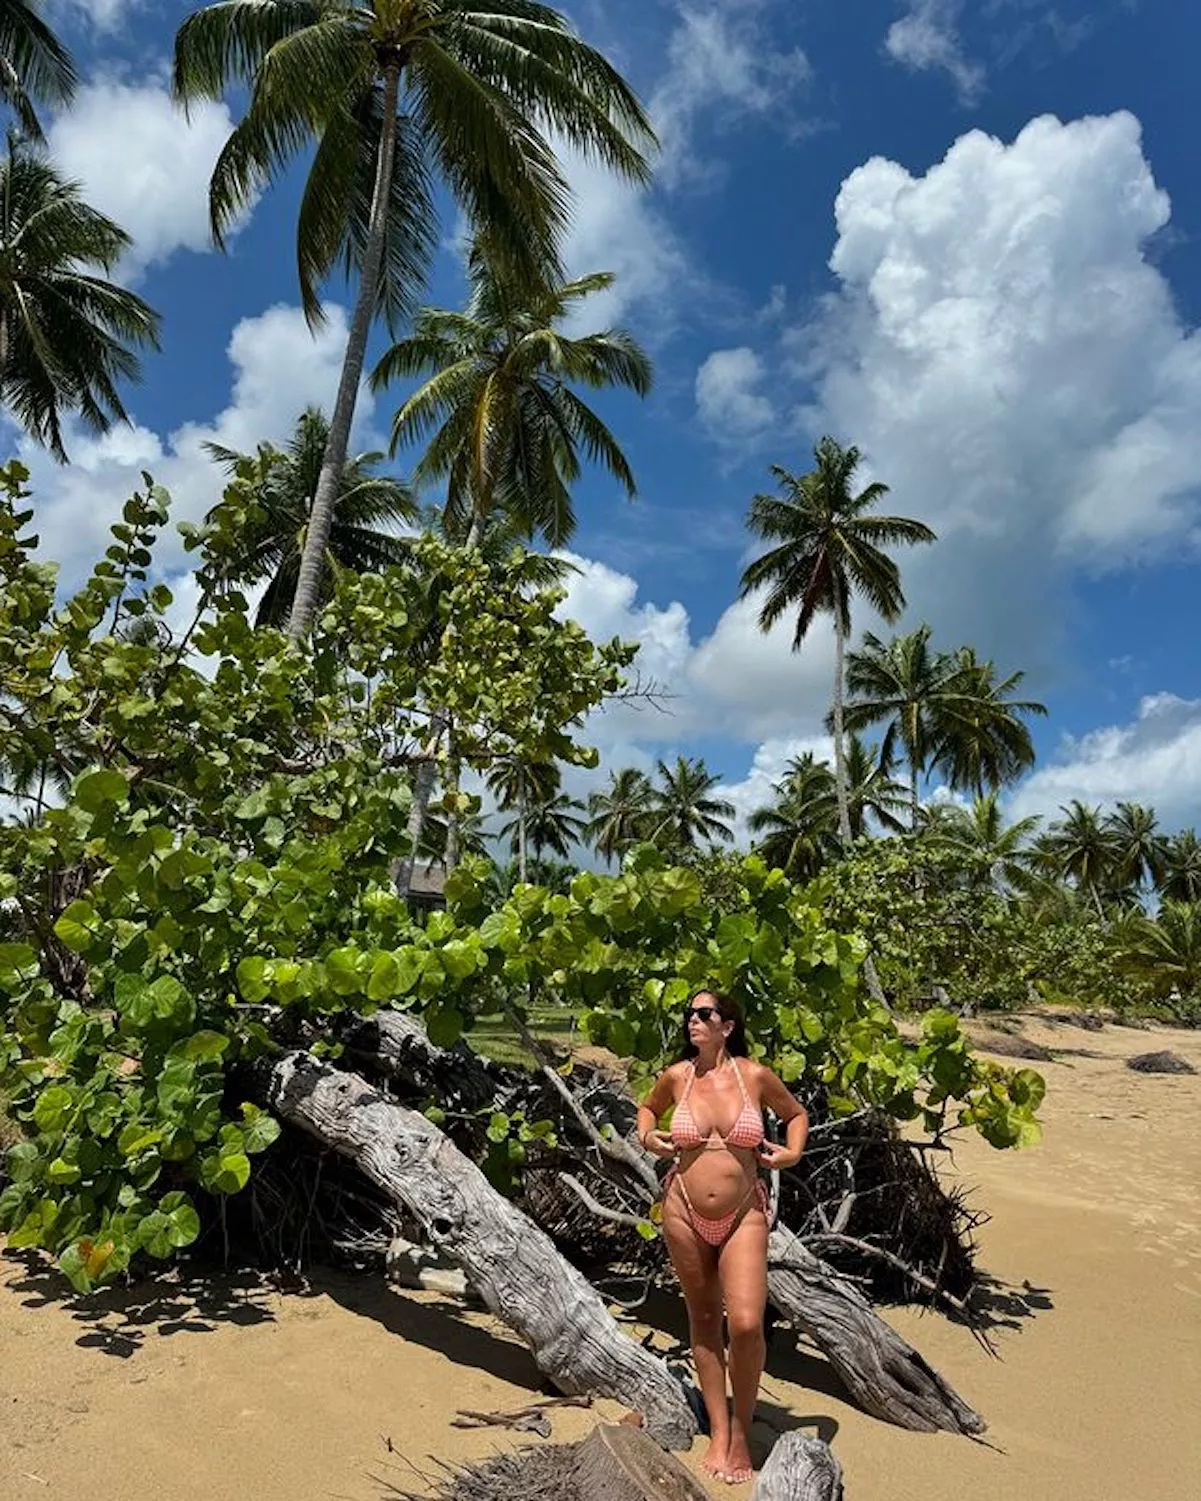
[671, 1059, 765, 1151]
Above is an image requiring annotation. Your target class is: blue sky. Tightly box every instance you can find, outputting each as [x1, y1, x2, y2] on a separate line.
[15, 0, 1201, 837]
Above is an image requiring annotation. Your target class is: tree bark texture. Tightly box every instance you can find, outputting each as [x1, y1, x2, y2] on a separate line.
[751, 1433, 843, 1501]
[287, 62, 401, 641]
[572, 1424, 710, 1501]
[264, 1050, 698, 1449]
[766, 1226, 985, 1435]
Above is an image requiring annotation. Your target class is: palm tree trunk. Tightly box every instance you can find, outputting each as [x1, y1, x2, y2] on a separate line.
[286, 61, 401, 642]
[832, 621, 853, 848]
[444, 723, 461, 873]
[834, 619, 890, 1008]
[517, 788, 528, 885]
[398, 517, 483, 897]
[396, 712, 444, 899]
[909, 761, 920, 831]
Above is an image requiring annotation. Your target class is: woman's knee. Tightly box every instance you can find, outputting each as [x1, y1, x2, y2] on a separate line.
[725, 1301, 766, 1345]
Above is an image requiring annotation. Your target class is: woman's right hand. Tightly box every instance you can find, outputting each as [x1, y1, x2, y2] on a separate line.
[641, 1129, 677, 1160]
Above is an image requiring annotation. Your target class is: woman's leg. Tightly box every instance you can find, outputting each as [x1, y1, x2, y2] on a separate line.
[716, 1204, 769, 1483]
[662, 1192, 729, 1474]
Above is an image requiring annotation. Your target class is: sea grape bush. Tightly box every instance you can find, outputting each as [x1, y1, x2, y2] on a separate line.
[0, 463, 1043, 1294]
[0, 462, 629, 1290]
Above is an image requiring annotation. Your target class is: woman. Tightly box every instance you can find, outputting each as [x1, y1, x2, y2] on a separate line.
[636, 990, 808, 1484]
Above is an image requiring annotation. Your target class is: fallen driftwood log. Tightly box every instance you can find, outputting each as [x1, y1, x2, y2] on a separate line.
[342, 1009, 985, 1437]
[766, 1226, 984, 1435]
[751, 1432, 843, 1501]
[263, 1052, 697, 1449]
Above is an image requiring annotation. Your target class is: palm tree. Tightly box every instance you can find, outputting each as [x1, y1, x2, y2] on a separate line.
[649, 756, 735, 852]
[1115, 901, 1201, 1000]
[748, 753, 838, 879]
[386, 255, 649, 894]
[584, 767, 655, 867]
[375, 252, 652, 548]
[1036, 801, 1118, 918]
[0, 142, 160, 461]
[844, 626, 952, 826]
[173, 0, 653, 642]
[844, 733, 909, 839]
[926, 791, 1041, 892]
[501, 789, 586, 867]
[1159, 829, 1201, 905]
[1104, 801, 1166, 896]
[205, 406, 416, 625]
[487, 756, 561, 884]
[0, 1, 76, 140]
[928, 648, 1045, 797]
[739, 437, 936, 847]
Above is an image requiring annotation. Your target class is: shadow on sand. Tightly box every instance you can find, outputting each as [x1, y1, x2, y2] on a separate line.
[2, 1248, 277, 1357]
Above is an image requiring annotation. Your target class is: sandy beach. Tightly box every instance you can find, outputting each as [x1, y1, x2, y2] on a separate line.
[2, 1015, 1198, 1501]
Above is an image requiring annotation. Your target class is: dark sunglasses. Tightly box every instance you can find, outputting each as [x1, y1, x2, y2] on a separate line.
[685, 1005, 721, 1024]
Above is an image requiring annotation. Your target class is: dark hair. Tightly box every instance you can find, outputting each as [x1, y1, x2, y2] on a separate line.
[679, 989, 749, 1059]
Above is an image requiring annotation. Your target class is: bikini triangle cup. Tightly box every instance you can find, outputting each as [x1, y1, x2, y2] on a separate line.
[670, 1058, 765, 1150]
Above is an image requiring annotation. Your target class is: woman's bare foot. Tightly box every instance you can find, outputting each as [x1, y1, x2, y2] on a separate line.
[718, 1434, 755, 1484]
[700, 1438, 729, 1477]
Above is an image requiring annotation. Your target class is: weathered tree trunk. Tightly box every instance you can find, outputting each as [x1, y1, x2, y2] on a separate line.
[766, 1226, 984, 1435]
[573, 1424, 709, 1501]
[751, 1433, 843, 1501]
[287, 62, 401, 641]
[263, 1051, 697, 1449]
[342, 1010, 502, 1112]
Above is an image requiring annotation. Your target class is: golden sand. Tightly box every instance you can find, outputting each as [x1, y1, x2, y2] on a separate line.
[2, 1017, 1198, 1501]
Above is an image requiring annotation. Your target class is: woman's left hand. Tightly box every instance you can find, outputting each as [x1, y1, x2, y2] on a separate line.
[757, 1142, 801, 1171]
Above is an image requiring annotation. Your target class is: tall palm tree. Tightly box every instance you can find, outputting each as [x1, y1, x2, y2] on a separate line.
[501, 788, 586, 867]
[386, 254, 649, 894]
[844, 733, 909, 839]
[1104, 801, 1166, 896]
[748, 752, 838, 880]
[375, 251, 652, 548]
[173, 0, 653, 642]
[205, 406, 416, 625]
[844, 626, 952, 826]
[925, 791, 1041, 892]
[487, 756, 560, 884]
[928, 647, 1045, 797]
[1036, 801, 1118, 918]
[1159, 828, 1201, 905]
[0, 1, 76, 140]
[649, 756, 735, 852]
[739, 437, 936, 847]
[0, 142, 160, 461]
[584, 766, 655, 867]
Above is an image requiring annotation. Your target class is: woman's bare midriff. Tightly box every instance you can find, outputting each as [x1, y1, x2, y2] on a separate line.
[673, 1144, 760, 1218]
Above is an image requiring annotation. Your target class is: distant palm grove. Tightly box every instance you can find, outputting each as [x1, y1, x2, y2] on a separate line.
[0, 0, 1196, 1024]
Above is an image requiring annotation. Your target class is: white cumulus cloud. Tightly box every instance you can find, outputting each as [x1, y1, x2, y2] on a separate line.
[47, 79, 251, 276]
[1009, 694, 1201, 830]
[800, 110, 1201, 675]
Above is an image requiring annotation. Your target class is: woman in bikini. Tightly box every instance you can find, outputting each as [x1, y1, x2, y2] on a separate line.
[636, 991, 808, 1484]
